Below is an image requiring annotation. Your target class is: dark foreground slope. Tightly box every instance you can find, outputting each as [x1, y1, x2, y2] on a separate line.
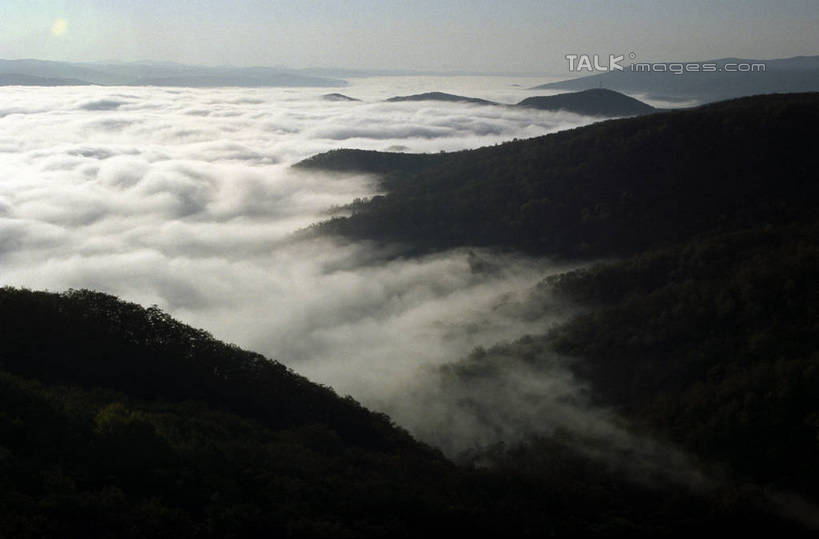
[0, 289, 451, 537]
[0, 289, 418, 453]
[0, 288, 807, 537]
[304, 93, 818, 258]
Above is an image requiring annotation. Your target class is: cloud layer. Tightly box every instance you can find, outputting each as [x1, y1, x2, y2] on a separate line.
[0, 80, 595, 330]
[1, 81, 666, 465]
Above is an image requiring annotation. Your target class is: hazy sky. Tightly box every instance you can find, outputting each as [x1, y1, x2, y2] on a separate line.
[0, 0, 817, 73]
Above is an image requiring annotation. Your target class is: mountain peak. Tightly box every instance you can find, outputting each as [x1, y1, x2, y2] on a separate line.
[517, 88, 656, 116]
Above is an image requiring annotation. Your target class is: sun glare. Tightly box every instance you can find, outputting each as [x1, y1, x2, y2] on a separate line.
[51, 19, 68, 37]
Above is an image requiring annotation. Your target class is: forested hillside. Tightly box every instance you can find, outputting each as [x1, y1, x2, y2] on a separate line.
[2, 288, 805, 536]
[301, 92, 819, 529]
[304, 93, 817, 258]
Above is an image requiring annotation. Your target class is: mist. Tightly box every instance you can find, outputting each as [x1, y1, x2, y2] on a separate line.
[0, 80, 703, 481]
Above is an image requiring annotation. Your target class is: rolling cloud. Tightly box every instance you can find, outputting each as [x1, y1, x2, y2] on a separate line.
[0, 82, 706, 485]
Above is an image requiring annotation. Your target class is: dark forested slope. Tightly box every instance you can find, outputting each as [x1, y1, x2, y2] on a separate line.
[0, 288, 425, 453]
[299, 93, 819, 526]
[547, 225, 819, 496]
[2, 288, 802, 537]
[304, 93, 818, 258]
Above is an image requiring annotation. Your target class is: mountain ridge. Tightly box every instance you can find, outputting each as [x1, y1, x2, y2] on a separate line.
[0, 58, 347, 87]
[532, 55, 819, 101]
[379, 88, 658, 117]
[301, 92, 818, 257]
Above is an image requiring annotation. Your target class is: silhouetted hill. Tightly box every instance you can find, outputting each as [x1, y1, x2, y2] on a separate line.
[322, 92, 360, 101]
[516, 88, 656, 116]
[386, 91, 497, 105]
[382, 89, 658, 117]
[0, 73, 93, 86]
[533, 55, 819, 102]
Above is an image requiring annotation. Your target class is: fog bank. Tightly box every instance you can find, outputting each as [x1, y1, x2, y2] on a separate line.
[0, 83, 698, 477]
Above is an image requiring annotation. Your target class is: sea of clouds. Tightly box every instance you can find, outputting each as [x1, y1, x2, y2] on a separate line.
[0, 79, 705, 478]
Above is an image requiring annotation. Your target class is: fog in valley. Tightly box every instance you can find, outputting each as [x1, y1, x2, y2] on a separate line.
[0, 79, 701, 476]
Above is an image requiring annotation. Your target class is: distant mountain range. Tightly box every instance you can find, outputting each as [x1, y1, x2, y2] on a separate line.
[0, 73, 92, 86]
[534, 55, 819, 102]
[296, 67, 547, 78]
[383, 89, 657, 117]
[3, 55, 817, 97]
[0, 59, 346, 87]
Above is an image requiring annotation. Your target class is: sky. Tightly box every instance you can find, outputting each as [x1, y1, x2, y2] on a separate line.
[0, 0, 816, 73]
